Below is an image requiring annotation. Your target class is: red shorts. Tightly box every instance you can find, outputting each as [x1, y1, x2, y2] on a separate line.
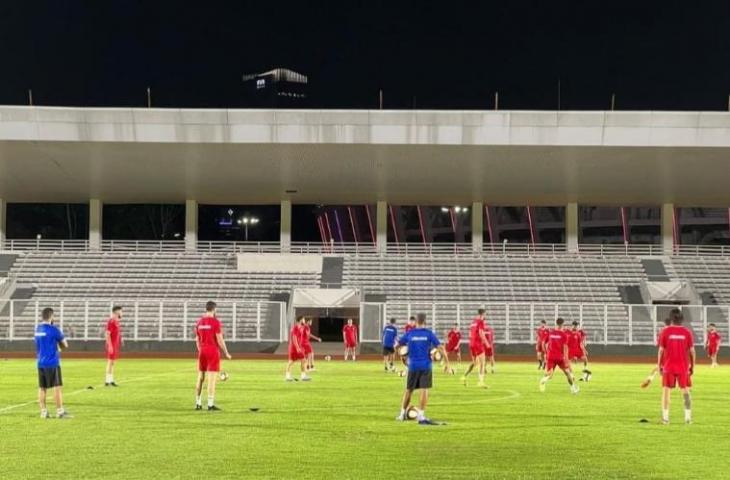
[662, 371, 690, 389]
[344, 340, 357, 348]
[303, 344, 313, 355]
[288, 346, 305, 361]
[446, 343, 460, 353]
[536, 343, 544, 353]
[198, 348, 221, 372]
[569, 350, 584, 360]
[708, 344, 719, 356]
[485, 348, 494, 357]
[106, 345, 120, 360]
[469, 343, 485, 357]
[546, 358, 569, 372]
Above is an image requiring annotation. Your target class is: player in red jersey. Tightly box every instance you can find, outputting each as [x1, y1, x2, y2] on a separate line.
[194, 301, 232, 411]
[657, 309, 695, 424]
[461, 308, 490, 388]
[304, 317, 322, 371]
[342, 318, 358, 361]
[642, 316, 672, 388]
[445, 325, 462, 364]
[286, 316, 312, 382]
[705, 323, 721, 368]
[404, 316, 417, 334]
[539, 318, 579, 394]
[104, 306, 123, 387]
[568, 321, 592, 382]
[535, 320, 549, 370]
[485, 324, 496, 374]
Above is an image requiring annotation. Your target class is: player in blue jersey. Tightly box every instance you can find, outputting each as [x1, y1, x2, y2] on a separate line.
[395, 313, 450, 425]
[382, 318, 399, 372]
[34, 307, 70, 419]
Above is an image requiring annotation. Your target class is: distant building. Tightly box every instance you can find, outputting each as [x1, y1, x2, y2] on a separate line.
[242, 68, 308, 107]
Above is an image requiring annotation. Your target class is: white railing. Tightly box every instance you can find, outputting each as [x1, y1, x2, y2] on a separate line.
[3, 238, 730, 258]
[0, 299, 286, 342]
[2, 300, 726, 348]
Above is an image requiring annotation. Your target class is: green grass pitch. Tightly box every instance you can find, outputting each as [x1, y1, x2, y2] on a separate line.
[1, 358, 729, 479]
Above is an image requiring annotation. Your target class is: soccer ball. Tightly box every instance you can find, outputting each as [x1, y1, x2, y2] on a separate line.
[324, 355, 332, 361]
[430, 348, 443, 362]
[397, 345, 409, 357]
[219, 371, 229, 382]
[405, 405, 419, 420]
[398, 370, 407, 377]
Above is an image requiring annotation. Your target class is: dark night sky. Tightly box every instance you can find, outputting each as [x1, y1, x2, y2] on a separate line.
[2, 1, 730, 111]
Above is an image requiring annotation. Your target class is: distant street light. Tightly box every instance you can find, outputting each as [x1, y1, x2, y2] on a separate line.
[236, 216, 260, 241]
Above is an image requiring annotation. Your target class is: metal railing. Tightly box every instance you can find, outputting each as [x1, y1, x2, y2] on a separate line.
[2, 300, 727, 347]
[0, 299, 286, 342]
[3, 238, 730, 258]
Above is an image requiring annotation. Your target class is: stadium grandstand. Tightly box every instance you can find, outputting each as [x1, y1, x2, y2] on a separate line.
[1, 106, 730, 355]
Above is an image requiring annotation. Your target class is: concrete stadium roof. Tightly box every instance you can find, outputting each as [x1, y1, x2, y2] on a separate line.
[1, 106, 730, 205]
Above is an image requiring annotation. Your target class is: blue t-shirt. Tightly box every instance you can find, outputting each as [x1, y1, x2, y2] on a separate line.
[382, 324, 398, 347]
[35, 323, 64, 368]
[398, 327, 440, 371]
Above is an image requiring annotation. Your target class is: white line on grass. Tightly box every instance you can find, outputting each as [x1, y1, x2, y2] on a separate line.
[0, 368, 190, 415]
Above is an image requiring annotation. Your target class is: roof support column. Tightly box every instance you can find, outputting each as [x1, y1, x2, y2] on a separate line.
[185, 199, 198, 252]
[0, 198, 6, 250]
[661, 203, 675, 255]
[566, 202, 578, 253]
[376, 200, 387, 254]
[280, 200, 291, 253]
[89, 198, 102, 251]
[471, 202, 483, 252]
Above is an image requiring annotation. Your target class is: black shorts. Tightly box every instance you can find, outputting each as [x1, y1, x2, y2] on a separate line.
[382, 346, 395, 355]
[406, 369, 433, 391]
[38, 367, 63, 389]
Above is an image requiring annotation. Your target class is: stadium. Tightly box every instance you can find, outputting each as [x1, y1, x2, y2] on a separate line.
[3, 3, 730, 480]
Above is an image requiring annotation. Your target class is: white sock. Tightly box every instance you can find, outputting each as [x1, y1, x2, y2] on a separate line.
[399, 408, 406, 417]
[41, 408, 48, 416]
[416, 409, 425, 421]
[301, 372, 309, 379]
[57, 408, 65, 415]
[662, 409, 669, 421]
[196, 395, 202, 406]
[106, 374, 113, 383]
[684, 409, 692, 422]
[207, 396, 214, 408]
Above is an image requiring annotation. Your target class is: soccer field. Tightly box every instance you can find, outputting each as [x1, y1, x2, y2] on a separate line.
[1, 358, 729, 480]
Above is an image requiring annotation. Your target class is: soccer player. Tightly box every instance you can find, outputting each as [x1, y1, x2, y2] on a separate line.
[104, 306, 123, 387]
[642, 316, 673, 388]
[445, 325, 462, 364]
[535, 320, 549, 369]
[568, 321, 592, 381]
[382, 318, 399, 371]
[705, 323, 721, 368]
[395, 313, 450, 425]
[404, 316, 417, 334]
[461, 308, 490, 388]
[342, 318, 358, 361]
[485, 323, 496, 374]
[303, 317, 322, 371]
[657, 309, 695, 424]
[539, 318, 579, 394]
[194, 301, 232, 411]
[35, 307, 70, 419]
[286, 316, 312, 382]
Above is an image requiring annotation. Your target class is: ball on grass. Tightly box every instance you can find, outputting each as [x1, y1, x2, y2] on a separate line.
[219, 371, 229, 382]
[324, 355, 332, 361]
[406, 406, 419, 420]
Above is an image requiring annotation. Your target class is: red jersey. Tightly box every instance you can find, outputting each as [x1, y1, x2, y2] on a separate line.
[290, 323, 306, 347]
[707, 331, 721, 347]
[196, 316, 221, 349]
[485, 325, 495, 347]
[469, 317, 487, 346]
[567, 329, 585, 352]
[404, 323, 416, 334]
[546, 328, 569, 361]
[106, 318, 121, 348]
[446, 330, 461, 350]
[343, 324, 358, 343]
[302, 324, 312, 347]
[536, 326, 549, 345]
[658, 325, 694, 374]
